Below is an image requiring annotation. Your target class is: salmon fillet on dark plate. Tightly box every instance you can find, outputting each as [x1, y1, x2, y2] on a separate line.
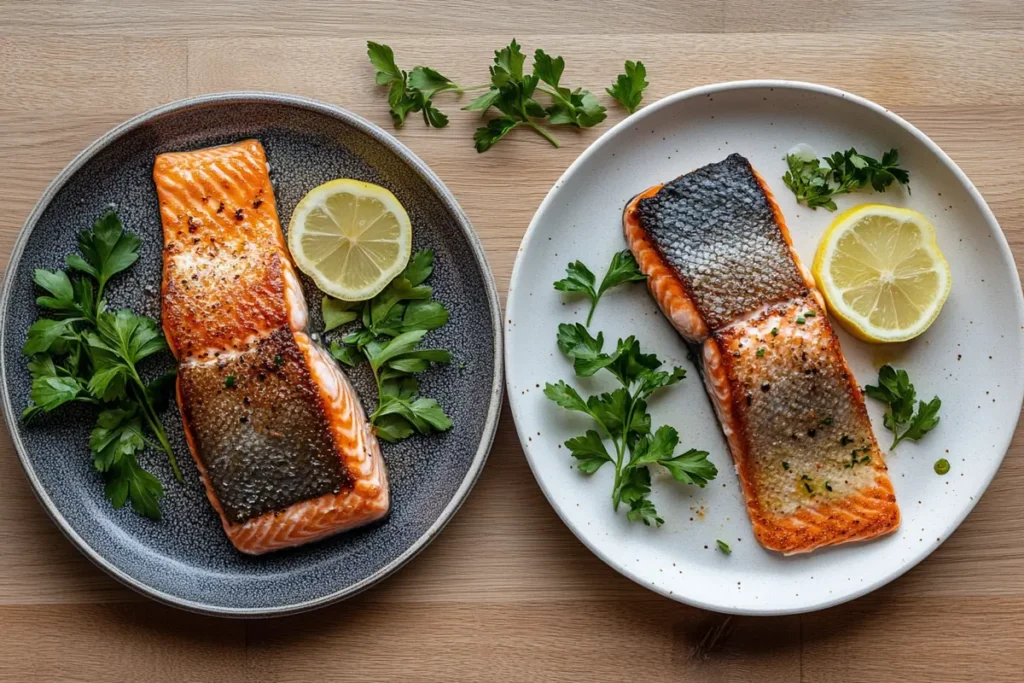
[154, 140, 389, 555]
[623, 154, 899, 554]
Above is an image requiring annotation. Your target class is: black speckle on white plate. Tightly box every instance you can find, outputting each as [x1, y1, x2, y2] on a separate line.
[0, 93, 503, 617]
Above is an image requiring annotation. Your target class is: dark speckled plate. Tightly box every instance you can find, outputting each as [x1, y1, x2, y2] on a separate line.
[0, 93, 502, 617]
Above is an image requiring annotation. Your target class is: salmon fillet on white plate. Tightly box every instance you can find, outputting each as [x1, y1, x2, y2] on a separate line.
[154, 139, 389, 554]
[624, 153, 899, 554]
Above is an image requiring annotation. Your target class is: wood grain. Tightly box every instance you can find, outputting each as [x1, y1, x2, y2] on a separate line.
[1, 1, 1023, 681]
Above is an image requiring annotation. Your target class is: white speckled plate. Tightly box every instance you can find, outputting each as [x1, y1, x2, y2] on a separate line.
[506, 81, 1024, 615]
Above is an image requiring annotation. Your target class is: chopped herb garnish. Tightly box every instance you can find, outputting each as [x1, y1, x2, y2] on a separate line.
[756, 347, 766, 358]
[804, 482, 813, 494]
[782, 147, 910, 211]
[804, 310, 816, 317]
[821, 417, 834, 426]
[716, 539, 732, 555]
[801, 474, 812, 481]
[770, 327, 779, 337]
[225, 375, 236, 388]
[839, 435, 853, 446]
[796, 316, 806, 325]
[274, 354, 284, 366]
[934, 458, 950, 475]
[825, 481, 833, 492]
[782, 461, 790, 470]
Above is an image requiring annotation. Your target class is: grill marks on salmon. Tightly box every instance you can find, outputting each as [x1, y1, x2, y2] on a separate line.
[624, 154, 899, 554]
[156, 140, 389, 555]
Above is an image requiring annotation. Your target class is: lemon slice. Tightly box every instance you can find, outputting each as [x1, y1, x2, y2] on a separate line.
[287, 179, 412, 301]
[812, 204, 951, 343]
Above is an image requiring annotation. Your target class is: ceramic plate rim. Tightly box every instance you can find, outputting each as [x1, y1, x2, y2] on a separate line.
[506, 79, 1024, 616]
[0, 91, 504, 618]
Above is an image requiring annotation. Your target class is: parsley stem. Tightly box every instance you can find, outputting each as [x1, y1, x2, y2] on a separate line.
[526, 121, 559, 148]
[368, 362, 384, 423]
[535, 85, 569, 106]
[610, 437, 626, 510]
[585, 298, 598, 327]
[129, 370, 182, 482]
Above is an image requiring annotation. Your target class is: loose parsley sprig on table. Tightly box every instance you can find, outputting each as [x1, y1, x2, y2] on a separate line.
[553, 250, 646, 326]
[782, 147, 910, 211]
[22, 210, 177, 520]
[606, 60, 648, 114]
[367, 42, 483, 128]
[465, 39, 607, 151]
[864, 364, 941, 449]
[323, 249, 453, 442]
[545, 324, 716, 526]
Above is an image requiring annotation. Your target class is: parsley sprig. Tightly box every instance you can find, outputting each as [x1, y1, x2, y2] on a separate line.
[782, 147, 910, 211]
[545, 324, 716, 526]
[465, 40, 607, 151]
[865, 364, 941, 449]
[606, 60, 648, 114]
[553, 250, 646, 326]
[22, 210, 177, 519]
[367, 42, 484, 128]
[324, 250, 453, 442]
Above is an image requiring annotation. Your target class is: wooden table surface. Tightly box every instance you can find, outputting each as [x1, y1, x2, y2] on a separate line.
[2, 1, 1023, 681]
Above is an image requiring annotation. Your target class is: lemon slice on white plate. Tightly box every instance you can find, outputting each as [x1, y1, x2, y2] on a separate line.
[287, 179, 412, 301]
[812, 203, 952, 343]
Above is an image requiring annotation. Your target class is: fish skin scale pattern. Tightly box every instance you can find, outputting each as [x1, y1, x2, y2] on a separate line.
[637, 154, 807, 330]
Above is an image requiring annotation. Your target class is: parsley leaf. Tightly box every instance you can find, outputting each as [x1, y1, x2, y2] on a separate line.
[556, 323, 616, 377]
[401, 300, 449, 332]
[627, 496, 663, 527]
[783, 147, 911, 211]
[661, 448, 717, 487]
[630, 426, 717, 487]
[373, 377, 453, 441]
[23, 318, 80, 356]
[606, 60, 648, 114]
[104, 452, 164, 520]
[543, 380, 590, 414]
[554, 250, 645, 325]
[32, 269, 77, 315]
[716, 539, 732, 555]
[21, 354, 93, 420]
[66, 210, 140, 300]
[865, 365, 941, 448]
[565, 430, 612, 474]
[89, 405, 145, 472]
[322, 297, 361, 332]
[403, 249, 435, 286]
[90, 309, 167, 367]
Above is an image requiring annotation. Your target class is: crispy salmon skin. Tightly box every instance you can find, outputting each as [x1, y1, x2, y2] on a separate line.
[624, 154, 899, 554]
[155, 140, 389, 554]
